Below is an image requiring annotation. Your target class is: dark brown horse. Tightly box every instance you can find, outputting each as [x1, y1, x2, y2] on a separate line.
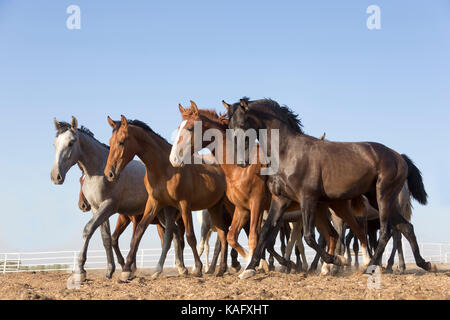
[226, 97, 436, 278]
[171, 101, 371, 276]
[104, 116, 232, 281]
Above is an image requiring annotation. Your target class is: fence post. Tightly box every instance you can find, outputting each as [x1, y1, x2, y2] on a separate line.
[140, 249, 144, 269]
[3, 254, 7, 274]
[16, 254, 20, 272]
[72, 251, 77, 272]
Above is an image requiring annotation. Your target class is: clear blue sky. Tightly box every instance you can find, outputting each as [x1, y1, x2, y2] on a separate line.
[0, 0, 449, 252]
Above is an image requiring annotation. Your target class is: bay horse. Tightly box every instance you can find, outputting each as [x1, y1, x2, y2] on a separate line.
[170, 102, 369, 277]
[104, 116, 233, 281]
[51, 117, 187, 282]
[226, 97, 436, 278]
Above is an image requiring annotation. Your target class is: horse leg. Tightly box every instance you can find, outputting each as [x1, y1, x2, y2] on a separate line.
[248, 200, 265, 270]
[239, 196, 291, 279]
[99, 219, 116, 278]
[353, 233, 360, 269]
[281, 221, 300, 273]
[152, 207, 178, 279]
[331, 202, 371, 269]
[309, 233, 325, 273]
[345, 229, 354, 270]
[230, 248, 241, 273]
[74, 201, 115, 282]
[170, 221, 188, 276]
[179, 201, 203, 277]
[301, 199, 345, 276]
[226, 207, 249, 263]
[386, 228, 399, 273]
[390, 211, 436, 272]
[209, 202, 229, 277]
[314, 206, 341, 276]
[112, 215, 131, 269]
[120, 199, 163, 282]
[198, 219, 210, 266]
[296, 222, 308, 272]
[330, 214, 345, 275]
[207, 235, 221, 274]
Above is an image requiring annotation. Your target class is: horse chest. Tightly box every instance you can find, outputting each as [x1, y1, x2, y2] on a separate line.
[82, 176, 110, 208]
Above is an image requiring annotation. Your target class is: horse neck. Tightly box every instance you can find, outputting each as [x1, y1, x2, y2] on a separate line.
[253, 116, 299, 154]
[77, 133, 109, 177]
[133, 127, 172, 181]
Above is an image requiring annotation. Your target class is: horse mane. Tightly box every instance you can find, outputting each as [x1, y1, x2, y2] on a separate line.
[56, 122, 110, 150]
[127, 119, 170, 145]
[197, 109, 229, 130]
[235, 97, 304, 134]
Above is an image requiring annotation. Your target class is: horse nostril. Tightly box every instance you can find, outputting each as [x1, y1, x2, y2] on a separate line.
[57, 174, 62, 181]
[109, 172, 114, 179]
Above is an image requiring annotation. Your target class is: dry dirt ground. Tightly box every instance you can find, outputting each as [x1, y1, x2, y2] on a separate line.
[0, 264, 449, 300]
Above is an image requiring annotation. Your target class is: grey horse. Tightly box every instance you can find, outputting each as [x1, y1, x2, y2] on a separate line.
[51, 117, 187, 282]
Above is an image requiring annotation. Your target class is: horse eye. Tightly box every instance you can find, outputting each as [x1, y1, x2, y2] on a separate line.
[119, 141, 125, 146]
[68, 141, 74, 147]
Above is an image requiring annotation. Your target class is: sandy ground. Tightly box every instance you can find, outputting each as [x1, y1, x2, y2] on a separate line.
[0, 264, 449, 300]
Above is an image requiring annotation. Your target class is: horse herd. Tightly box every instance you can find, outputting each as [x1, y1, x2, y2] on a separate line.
[51, 97, 437, 284]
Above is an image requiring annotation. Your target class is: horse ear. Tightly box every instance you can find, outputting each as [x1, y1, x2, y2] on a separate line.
[190, 100, 199, 114]
[178, 104, 186, 114]
[120, 115, 128, 128]
[107, 116, 116, 129]
[54, 118, 61, 131]
[319, 132, 326, 140]
[71, 116, 78, 129]
[240, 99, 249, 111]
[222, 100, 230, 111]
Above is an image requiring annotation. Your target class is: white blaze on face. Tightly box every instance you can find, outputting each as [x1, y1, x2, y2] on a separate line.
[53, 131, 72, 171]
[169, 120, 188, 167]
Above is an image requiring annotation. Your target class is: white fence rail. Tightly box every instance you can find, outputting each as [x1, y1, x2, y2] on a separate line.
[1, 241, 449, 274]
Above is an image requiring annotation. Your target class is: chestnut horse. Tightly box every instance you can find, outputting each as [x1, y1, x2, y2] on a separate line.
[226, 98, 436, 278]
[104, 116, 233, 281]
[170, 102, 370, 277]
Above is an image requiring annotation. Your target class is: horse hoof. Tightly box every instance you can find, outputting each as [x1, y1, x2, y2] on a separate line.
[259, 259, 270, 273]
[279, 265, 288, 273]
[337, 255, 348, 266]
[216, 270, 225, 277]
[239, 269, 256, 279]
[73, 272, 86, 283]
[205, 267, 215, 275]
[429, 263, 438, 273]
[151, 271, 161, 279]
[320, 264, 330, 276]
[178, 267, 188, 276]
[192, 268, 203, 277]
[119, 271, 132, 282]
[230, 265, 241, 274]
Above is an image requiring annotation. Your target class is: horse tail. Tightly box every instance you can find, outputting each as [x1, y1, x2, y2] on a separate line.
[401, 154, 428, 205]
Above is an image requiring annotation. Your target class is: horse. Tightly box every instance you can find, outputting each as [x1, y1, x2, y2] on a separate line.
[51, 117, 187, 282]
[170, 102, 359, 277]
[345, 183, 413, 273]
[77, 171, 187, 272]
[104, 116, 234, 281]
[225, 97, 436, 278]
[197, 210, 245, 273]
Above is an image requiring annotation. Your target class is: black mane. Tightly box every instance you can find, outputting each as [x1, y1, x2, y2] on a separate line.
[56, 122, 109, 149]
[127, 119, 170, 145]
[232, 97, 304, 134]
